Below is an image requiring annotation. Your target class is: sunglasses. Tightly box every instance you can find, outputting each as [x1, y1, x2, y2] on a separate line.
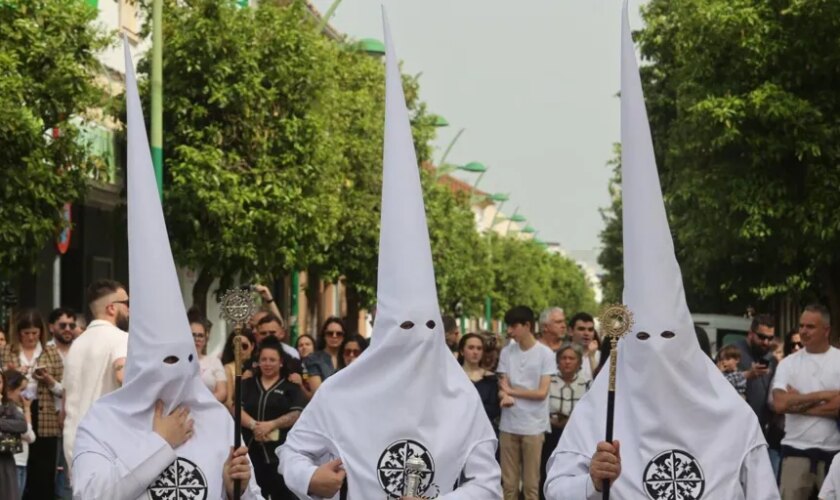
[58, 322, 77, 330]
[325, 331, 344, 338]
[791, 341, 803, 349]
[755, 332, 774, 342]
[343, 348, 361, 357]
[112, 299, 130, 308]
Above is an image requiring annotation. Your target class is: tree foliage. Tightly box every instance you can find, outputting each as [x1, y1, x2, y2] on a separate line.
[600, 0, 840, 333]
[0, 0, 108, 276]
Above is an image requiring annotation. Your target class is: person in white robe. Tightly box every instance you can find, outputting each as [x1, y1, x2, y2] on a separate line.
[276, 8, 501, 500]
[542, 3, 779, 499]
[71, 40, 263, 500]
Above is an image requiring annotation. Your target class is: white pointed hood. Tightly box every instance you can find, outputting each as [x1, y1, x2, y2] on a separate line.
[547, 3, 766, 498]
[280, 9, 496, 498]
[72, 40, 234, 497]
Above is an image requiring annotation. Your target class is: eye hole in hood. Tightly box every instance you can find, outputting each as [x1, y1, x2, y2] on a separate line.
[163, 356, 179, 364]
[425, 320, 436, 329]
[400, 321, 415, 330]
[636, 332, 650, 341]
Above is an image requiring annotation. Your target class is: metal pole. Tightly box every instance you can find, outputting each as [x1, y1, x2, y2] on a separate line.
[317, 0, 343, 33]
[505, 206, 520, 236]
[290, 271, 300, 345]
[151, 0, 163, 198]
[438, 128, 465, 170]
[484, 296, 492, 331]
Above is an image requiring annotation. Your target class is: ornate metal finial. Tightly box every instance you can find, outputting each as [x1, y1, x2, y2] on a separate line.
[220, 288, 258, 326]
[599, 303, 634, 340]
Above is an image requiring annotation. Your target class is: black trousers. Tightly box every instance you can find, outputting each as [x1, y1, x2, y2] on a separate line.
[539, 427, 563, 500]
[23, 400, 58, 500]
[253, 459, 295, 500]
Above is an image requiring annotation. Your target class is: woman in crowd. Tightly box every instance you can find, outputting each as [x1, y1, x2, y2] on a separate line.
[458, 333, 499, 432]
[338, 332, 368, 370]
[0, 310, 63, 500]
[189, 313, 227, 403]
[2, 369, 35, 498]
[241, 337, 305, 500]
[540, 343, 591, 500]
[784, 329, 803, 356]
[221, 328, 256, 411]
[479, 331, 502, 372]
[294, 334, 317, 400]
[307, 317, 346, 394]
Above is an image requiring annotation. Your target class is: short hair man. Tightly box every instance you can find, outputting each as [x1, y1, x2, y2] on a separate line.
[442, 315, 460, 354]
[569, 312, 598, 381]
[498, 306, 555, 500]
[48, 307, 77, 360]
[733, 314, 777, 428]
[255, 314, 303, 383]
[539, 307, 567, 352]
[772, 304, 840, 499]
[62, 279, 130, 467]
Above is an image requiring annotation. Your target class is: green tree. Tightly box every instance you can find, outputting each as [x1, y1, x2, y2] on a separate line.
[597, 146, 623, 305]
[613, 0, 840, 335]
[0, 0, 108, 277]
[139, 0, 345, 310]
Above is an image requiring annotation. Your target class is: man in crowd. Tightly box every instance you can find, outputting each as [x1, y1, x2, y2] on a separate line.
[569, 312, 598, 381]
[733, 314, 777, 430]
[62, 279, 130, 467]
[772, 304, 840, 499]
[538, 307, 567, 352]
[256, 313, 299, 360]
[48, 307, 77, 499]
[443, 314, 460, 355]
[498, 305, 555, 500]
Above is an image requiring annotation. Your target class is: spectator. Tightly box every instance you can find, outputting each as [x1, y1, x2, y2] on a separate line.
[241, 337, 304, 499]
[443, 315, 460, 355]
[458, 333, 500, 432]
[71, 316, 85, 340]
[538, 307, 568, 352]
[772, 304, 840, 499]
[62, 279, 129, 469]
[338, 333, 368, 370]
[497, 306, 555, 500]
[306, 317, 346, 395]
[46, 307, 75, 500]
[2, 369, 33, 499]
[733, 314, 777, 431]
[569, 312, 598, 381]
[256, 314, 299, 360]
[188, 311, 226, 403]
[220, 328, 256, 411]
[250, 284, 284, 328]
[480, 331, 502, 372]
[540, 343, 590, 500]
[0, 328, 6, 349]
[785, 329, 803, 356]
[295, 334, 316, 400]
[0, 310, 63, 500]
[717, 345, 747, 398]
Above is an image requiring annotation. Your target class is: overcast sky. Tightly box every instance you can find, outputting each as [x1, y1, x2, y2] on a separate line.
[312, 0, 647, 268]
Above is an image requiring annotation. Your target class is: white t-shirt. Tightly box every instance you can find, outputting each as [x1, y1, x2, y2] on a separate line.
[497, 340, 556, 435]
[772, 346, 840, 451]
[198, 355, 226, 393]
[62, 319, 129, 464]
[579, 350, 601, 382]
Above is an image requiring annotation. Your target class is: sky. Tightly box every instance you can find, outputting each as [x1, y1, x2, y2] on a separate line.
[311, 0, 647, 269]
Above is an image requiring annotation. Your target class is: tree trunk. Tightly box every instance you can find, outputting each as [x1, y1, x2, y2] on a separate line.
[192, 267, 215, 316]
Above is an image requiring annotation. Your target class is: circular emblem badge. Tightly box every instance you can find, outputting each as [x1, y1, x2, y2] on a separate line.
[643, 449, 705, 500]
[377, 439, 435, 498]
[148, 457, 208, 500]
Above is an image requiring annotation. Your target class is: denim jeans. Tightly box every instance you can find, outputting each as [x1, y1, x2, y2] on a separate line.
[16, 466, 26, 500]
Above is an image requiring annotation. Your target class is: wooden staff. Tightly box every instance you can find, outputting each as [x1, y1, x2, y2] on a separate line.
[598, 304, 632, 500]
[220, 288, 257, 500]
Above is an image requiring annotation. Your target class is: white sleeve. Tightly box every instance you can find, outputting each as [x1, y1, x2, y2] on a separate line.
[277, 428, 336, 500]
[771, 358, 789, 392]
[740, 445, 781, 500]
[543, 451, 601, 500]
[497, 347, 510, 375]
[438, 439, 502, 499]
[542, 349, 557, 375]
[819, 455, 840, 500]
[22, 421, 35, 444]
[72, 434, 176, 500]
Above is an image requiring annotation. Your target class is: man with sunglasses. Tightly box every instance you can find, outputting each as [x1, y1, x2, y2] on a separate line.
[732, 314, 778, 430]
[47, 307, 78, 499]
[62, 279, 130, 471]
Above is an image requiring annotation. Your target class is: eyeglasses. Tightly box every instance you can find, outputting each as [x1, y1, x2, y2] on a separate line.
[58, 322, 76, 330]
[325, 330, 344, 338]
[791, 341, 803, 349]
[112, 299, 130, 308]
[343, 348, 361, 357]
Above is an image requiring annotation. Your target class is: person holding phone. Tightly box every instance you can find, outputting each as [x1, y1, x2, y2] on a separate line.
[732, 314, 778, 431]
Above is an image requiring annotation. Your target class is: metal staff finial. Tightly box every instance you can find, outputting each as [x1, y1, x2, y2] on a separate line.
[597, 303, 633, 500]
